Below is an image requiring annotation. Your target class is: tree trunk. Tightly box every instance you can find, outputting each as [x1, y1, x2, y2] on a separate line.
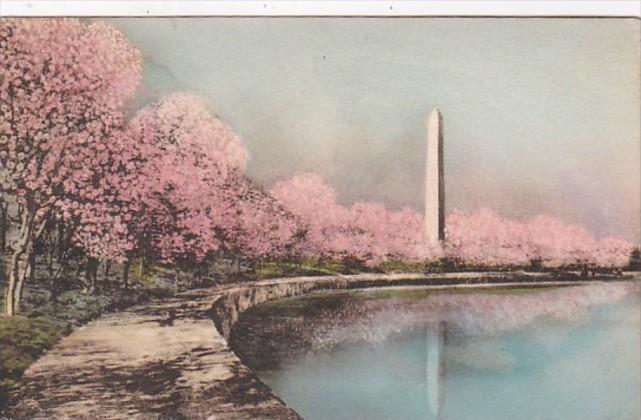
[122, 258, 131, 289]
[138, 256, 144, 281]
[28, 247, 35, 278]
[104, 261, 112, 278]
[83, 257, 100, 294]
[46, 239, 55, 277]
[14, 251, 34, 313]
[4, 210, 39, 316]
[233, 255, 241, 274]
[49, 254, 69, 304]
[93, 261, 100, 292]
[0, 199, 8, 253]
[50, 274, 60, 304]
[57, 220, 65, 260]
[5, 245, 26, 316]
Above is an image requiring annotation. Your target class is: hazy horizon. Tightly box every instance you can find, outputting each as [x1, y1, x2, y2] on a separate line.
[105, 17, 640, 242]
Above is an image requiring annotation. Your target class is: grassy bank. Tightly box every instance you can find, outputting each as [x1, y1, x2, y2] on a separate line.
[252, 258, 364, 279]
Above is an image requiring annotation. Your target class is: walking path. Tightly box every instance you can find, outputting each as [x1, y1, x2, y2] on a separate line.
[8, 272, 626, 419]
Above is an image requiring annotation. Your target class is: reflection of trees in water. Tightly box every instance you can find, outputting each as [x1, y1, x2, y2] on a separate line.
[230, 282, 639, 373]
[229, 293, 403, 371]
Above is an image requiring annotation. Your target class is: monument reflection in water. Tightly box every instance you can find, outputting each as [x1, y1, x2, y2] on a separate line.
[426, 322, 447, 420]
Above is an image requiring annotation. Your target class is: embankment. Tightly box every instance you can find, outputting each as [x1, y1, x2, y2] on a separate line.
[9, 272, 635, 419]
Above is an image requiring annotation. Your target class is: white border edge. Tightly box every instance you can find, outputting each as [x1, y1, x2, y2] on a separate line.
[1, 1, 640, 18]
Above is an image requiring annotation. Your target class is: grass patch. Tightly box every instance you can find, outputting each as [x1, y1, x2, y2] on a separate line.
[253, 259, 362, 280]
[377, 260, 427, 273]
[0, 313, 69, 404]
[0, 287, 171, 411]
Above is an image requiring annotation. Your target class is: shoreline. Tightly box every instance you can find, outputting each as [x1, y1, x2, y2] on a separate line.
[8, 272, 640, 419]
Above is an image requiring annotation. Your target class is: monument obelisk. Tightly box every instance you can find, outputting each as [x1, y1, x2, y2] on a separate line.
[425, 108, 444, 246]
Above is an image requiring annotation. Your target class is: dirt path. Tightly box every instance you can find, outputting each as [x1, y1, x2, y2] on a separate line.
[7, 272, 626, 419]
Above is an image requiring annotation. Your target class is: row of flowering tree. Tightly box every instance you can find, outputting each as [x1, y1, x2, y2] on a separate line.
[445, 208, 634, 269]
[271, 174, 636, 270]
[1, 19, 637, 317]
[0, 19, 301, 315]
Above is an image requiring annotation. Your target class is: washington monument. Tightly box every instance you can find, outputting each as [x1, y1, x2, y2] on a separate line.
[425, 108, 445, 246]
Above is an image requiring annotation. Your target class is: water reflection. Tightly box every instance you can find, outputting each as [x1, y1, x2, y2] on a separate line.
[426, 322, 446, 419]
[230, 282, 640, 420]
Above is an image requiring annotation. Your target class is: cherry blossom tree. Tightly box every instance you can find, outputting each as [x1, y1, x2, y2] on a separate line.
[126, 92, 249, 265]
[591, 237, 634, 268]
[525, 214, 597, 268]
[348, 203, 430, 266]
[0, 18, 142, 315]
[386, 207, 432, 261]
[271, 173, 351, 259]
[347, 202, 390, 264]
[228, 179, 301, 262]
[445, 208, 532, 267]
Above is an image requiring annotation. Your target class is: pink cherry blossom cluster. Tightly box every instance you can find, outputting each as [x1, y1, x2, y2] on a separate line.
[271, 173, 435, 266]
[1, 19, 298, 270]
[1, 18, 143, 261]
[272, 175, 635, 268]
[120, 92, 298, 263]
[445, 208, 634, 268]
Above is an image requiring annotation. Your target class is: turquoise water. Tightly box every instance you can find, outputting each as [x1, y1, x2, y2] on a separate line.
[252, 285, 640, 420]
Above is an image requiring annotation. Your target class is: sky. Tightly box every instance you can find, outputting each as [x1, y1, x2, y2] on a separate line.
[104, 17, 640, 243]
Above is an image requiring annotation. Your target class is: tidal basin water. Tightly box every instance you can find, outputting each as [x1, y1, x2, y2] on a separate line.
[230, 282, 640, 420]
